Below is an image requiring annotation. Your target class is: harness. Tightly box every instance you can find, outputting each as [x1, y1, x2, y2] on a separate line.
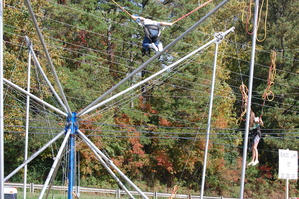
[143, 24, 161, 43]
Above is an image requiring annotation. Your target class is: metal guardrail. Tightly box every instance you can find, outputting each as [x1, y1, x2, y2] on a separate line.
[5, 182, 239, 199]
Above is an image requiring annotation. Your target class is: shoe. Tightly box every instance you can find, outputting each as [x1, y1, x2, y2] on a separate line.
[252, 160, 259, 166]
[247, 161, 254, 166]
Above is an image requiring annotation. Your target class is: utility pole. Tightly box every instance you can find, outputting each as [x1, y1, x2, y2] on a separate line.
[239, 0, 259, 198]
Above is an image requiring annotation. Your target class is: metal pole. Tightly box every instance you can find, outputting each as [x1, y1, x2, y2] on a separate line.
[0, 0, 4, 197]
[23, 40, 32, 199]
[67, 113, 78, 199]
[3, 78, 67, 117]
[82, 135, 135, 199]
[77, 0, 230, 117]
[25, 36, 68, 113]
[239, 0, 259, 198]
[4, 130, 65, 181]
[200, 37, 220, 199]
[79, 27, 234, 116]
[77, 130, 149, 199]
[24, 0, 72, 114]
[39, 129, 71, 199]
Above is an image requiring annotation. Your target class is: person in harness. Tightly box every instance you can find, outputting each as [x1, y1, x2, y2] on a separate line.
[132, 15, 172, 56]
[247, 111, 263, 166]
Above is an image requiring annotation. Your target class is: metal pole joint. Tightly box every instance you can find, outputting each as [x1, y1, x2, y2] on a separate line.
[24, 36, 32, 48]
[65, 112, 78, 134]
[214, 27, 235, 43]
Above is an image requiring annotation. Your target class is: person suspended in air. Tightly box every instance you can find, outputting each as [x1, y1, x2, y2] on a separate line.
[247, 110, 263, 166]
[132, 15, 173, 56]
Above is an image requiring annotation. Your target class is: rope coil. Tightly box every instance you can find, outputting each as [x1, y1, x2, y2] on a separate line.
[239, 83, 248, 122]
[262, 50, 276, 102]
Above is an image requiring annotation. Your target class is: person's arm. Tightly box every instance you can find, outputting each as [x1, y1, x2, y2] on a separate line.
[132, 15, 145, 21]
[259, 118, 264, 127]
[160, 21, 173, 26]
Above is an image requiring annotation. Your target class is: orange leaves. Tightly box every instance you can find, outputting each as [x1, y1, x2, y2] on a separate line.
[154, 150, 174, 173]
[159, 117, 172, 126]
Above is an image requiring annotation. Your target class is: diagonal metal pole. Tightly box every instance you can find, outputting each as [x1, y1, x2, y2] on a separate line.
[0, 0, 4, 197]
[23, 42, 32, 199]
[3, 78, 67, 117]
[44, 150, 64, 199]
[39, 129, 71, 199]
[239, 0, 259, 198]
[77, 130, 149, 199]
[25, 36, 68, 113]
[24, 0, 72, 114]
[4, 130, 65, 182]
[80, 27, 235, 117]
[77, 0, 230, 117]
[81, 133, 135, 199]
[200, 33, 222, 199]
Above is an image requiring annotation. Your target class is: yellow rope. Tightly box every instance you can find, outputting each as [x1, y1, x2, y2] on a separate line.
[257, 0, 269, 42]
[241, 0, 248, 23]
[262, 51, 276, 101]
[111, 0, 134, 19]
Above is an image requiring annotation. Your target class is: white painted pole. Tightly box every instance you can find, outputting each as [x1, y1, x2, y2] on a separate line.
[77, 0, 230, 117]
[24, 0, 72, 114]
[200, 38, 220, 199]
[82, 134, 135, 199]
[4, 130, 65, 181]
[3, 78, 67, 117]
[26, 36, 68, 113]
[0, 0, 4, 197]
[80, 28, 234, 117]
[23, 40, 32, 199]
[39, 129, 71, 199]
[239, 0, 259, 198]
[77, 130, 149, 199]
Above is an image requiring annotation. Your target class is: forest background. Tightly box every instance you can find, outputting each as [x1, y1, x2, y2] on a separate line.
[2, 0, 299, 198]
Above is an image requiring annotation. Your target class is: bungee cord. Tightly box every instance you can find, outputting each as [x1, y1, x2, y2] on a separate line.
[171, 0, 214, 24]
[111, 0, 134, 19]
[110, 0, 214, 24]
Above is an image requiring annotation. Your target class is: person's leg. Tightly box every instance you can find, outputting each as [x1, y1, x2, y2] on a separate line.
[142, 37, 150, 56]
[252, 145, 256, 162]
[252, 136, 260, 165]
[252, 143, 258, 161]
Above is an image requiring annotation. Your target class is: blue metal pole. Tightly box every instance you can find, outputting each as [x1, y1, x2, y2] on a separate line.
[67, 112, 78, 199]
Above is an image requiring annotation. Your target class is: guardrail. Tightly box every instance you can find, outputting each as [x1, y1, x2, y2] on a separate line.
[5, 182, 239, 199]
